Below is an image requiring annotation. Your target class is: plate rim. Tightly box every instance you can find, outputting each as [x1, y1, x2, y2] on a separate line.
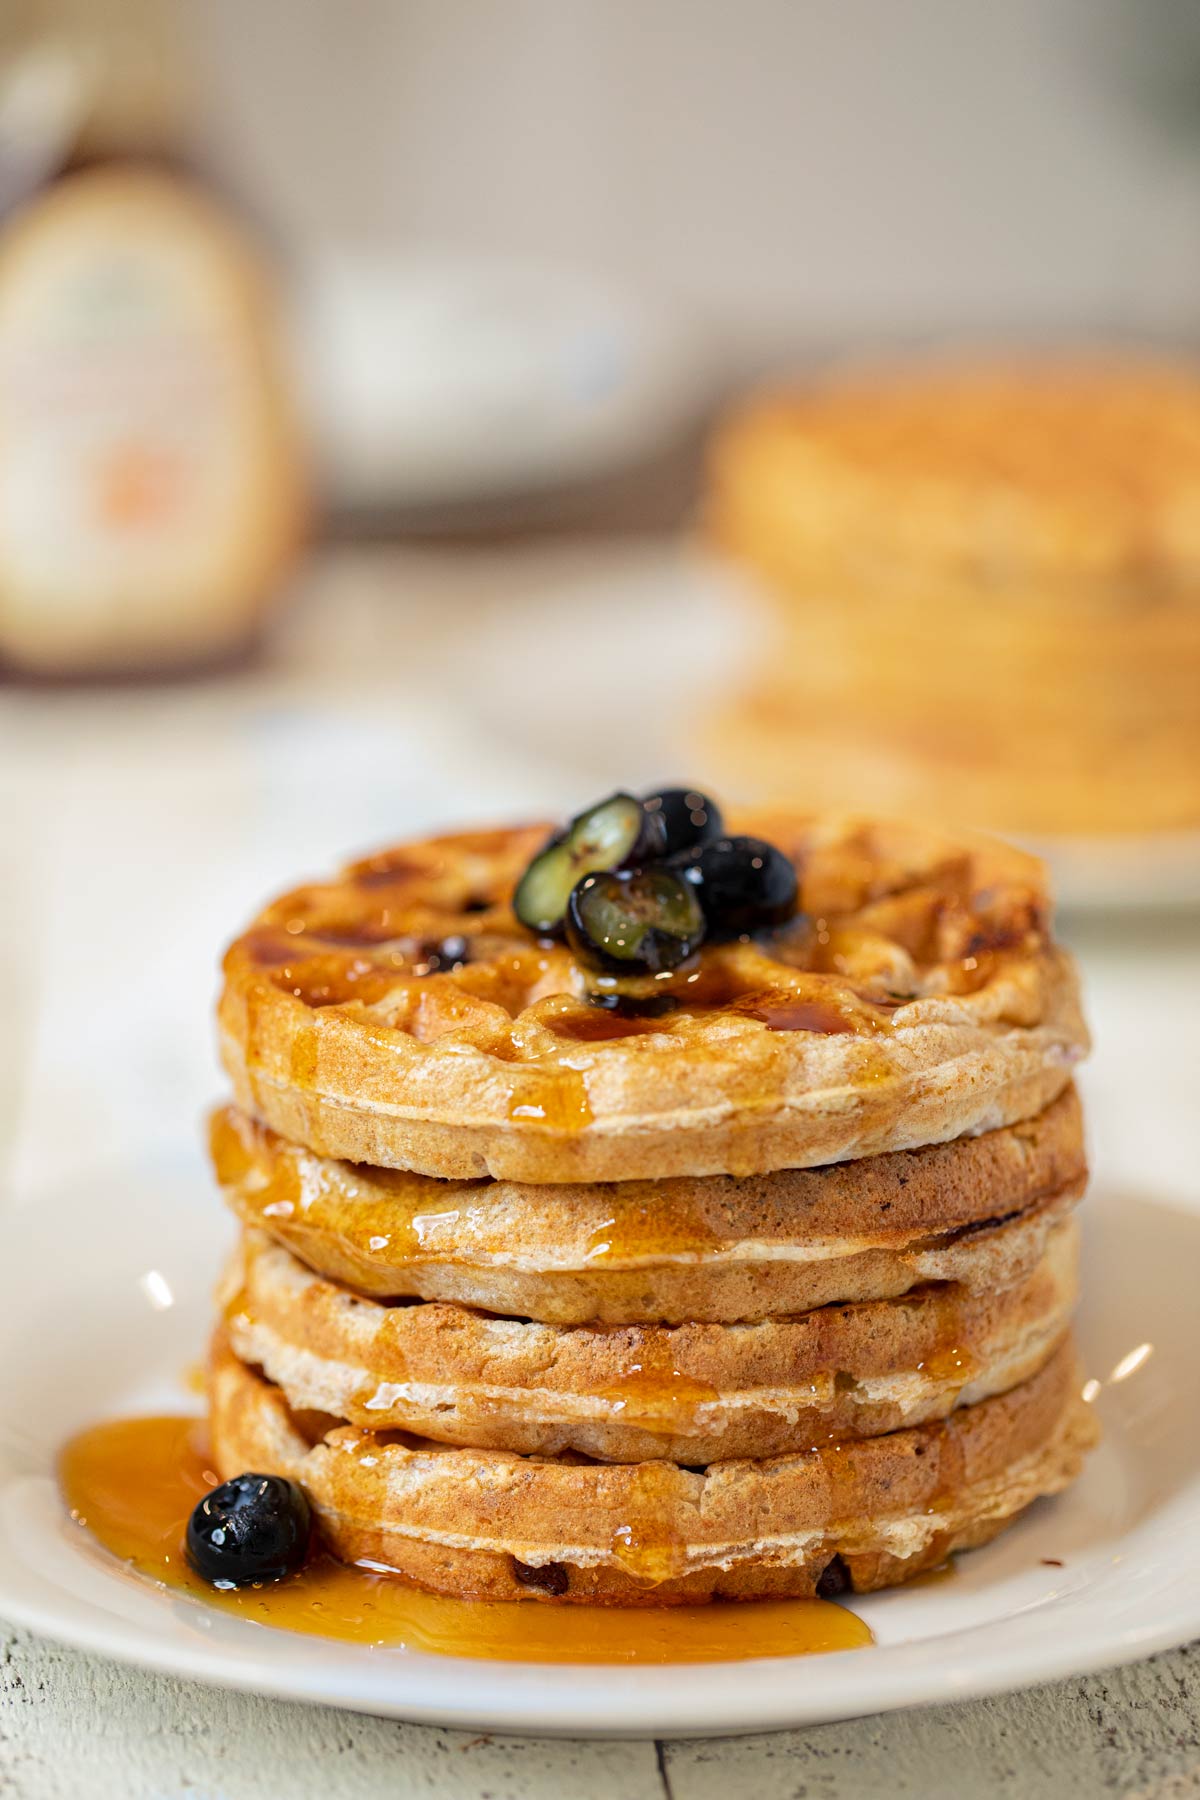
[1, 1523, 1195, 1740]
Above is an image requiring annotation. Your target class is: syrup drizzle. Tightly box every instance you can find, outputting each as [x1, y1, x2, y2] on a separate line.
[505, 1069, 593, 1133]
[607, 1463, 691, 1585]
[240, 910, 909, 1042]
[593, 1331, 720, 1424]
[59, 1416, 872, 1663]
[585, 1193, 722, 1264]
[552, 1011, 672, 1042]
[739, 998, 858, 1034]
[210, 1110, 472, 1271]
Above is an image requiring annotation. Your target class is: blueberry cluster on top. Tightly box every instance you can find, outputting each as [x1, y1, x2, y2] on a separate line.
[513, 788, 798, 976]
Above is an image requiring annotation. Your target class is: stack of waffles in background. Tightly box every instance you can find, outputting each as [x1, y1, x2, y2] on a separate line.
[206, 813, 1098, 1604]
[703, 360, 1200, 841]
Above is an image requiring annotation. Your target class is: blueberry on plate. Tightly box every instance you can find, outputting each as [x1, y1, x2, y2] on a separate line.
[513, 793, 665, 935]
[641, 788, 724, 857]
[674, 835, 798, 939]
[566, 866, 706, 974]
[186, 1472, 311, 1588]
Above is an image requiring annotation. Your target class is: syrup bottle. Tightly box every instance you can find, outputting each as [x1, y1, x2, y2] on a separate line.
[0, 0, 305, 676]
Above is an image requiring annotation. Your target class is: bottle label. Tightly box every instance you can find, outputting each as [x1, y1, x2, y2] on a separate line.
[0, 169, 301, 670]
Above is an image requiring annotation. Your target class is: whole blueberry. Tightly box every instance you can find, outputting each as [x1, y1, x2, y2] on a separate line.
[674, 835, 798, 939]
[641, 789, 724, 857]
[186, 1472, 311, 1588]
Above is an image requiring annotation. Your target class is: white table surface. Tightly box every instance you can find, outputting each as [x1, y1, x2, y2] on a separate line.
[2, 541, 1199, 1799]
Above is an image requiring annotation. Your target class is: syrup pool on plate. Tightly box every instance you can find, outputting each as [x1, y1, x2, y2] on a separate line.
[58, 1415, 873, 1664]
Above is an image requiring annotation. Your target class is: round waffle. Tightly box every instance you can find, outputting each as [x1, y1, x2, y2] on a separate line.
[212, 1086, 1085, 1324]
[221, 1217, 1078, 1463]
[217, 813, 1088, 1183]
[707, 358, 1200, 586]
[208, 1333, 1097, 1605]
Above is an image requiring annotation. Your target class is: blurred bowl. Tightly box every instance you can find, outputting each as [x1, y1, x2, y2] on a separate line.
[292, 250, 712, 512]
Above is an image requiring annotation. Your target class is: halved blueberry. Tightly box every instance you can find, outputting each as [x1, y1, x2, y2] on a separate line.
[513, 793, 664, 935]
[566, 867, 706, 974]
[186, 1472, 311, 1588]
[641, 788, 724, 857]
[673, 836, 798, 939]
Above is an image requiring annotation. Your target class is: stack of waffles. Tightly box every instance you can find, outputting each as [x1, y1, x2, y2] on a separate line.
[206, 812, 1097, 1605]
[704, 360, 1200, 839]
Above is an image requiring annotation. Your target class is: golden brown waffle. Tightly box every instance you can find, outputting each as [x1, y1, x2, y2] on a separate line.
[217, 813, 1087, 1182]
[208, 1333, 1097, 1605]
[212, 1086, 1085, 1324]
[221, 1220, 1078, 1463]
[704, 360, 1200, 838]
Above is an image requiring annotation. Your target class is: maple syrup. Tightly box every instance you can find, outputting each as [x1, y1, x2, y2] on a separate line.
[216, 1102, 853, 1288]
[585, 1192, 722, 1264]
[210, 1108, 308, 1230]
[592, 1332, 720, 1423]
[911, 1293, 981, 1394]
[918, 1345, 979, 1385]
[240, 980, 267, 1087]
[289, 1022, 320, 1090]
[306, 918, 411, 949]
[552, 1012, 672, 1043]
[352, 852, 435, 890]
[211, 1108, 482, 1272]
[649, 961, 894, 1034]
[236, 933, 397, 1010]
[233, 881, 915, 1088]
[237, 928, 305, 970]
[739, 998, 857, 1034]
[848, 1041, 896, 1088]
[505, 1069, 593, 1133]
[607, 1463, 691, 1585]
[59, 1415, 872, 1663]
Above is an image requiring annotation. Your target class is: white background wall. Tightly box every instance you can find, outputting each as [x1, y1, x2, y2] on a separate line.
[184, 0, 1200, 359]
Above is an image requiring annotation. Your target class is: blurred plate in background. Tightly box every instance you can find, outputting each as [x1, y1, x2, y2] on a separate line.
[294, 253, 712, 512]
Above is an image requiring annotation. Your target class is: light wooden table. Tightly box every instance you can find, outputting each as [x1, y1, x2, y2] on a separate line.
[3, 543, 1199, 1799]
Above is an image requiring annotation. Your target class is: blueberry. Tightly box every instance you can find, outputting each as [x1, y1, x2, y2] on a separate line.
[186, 1472, 311, 1588]
[641, 789, 724, 857]
[566, 867, 705, 974]
[513, 793, 665, 935]
[673, 836, 798, 939]
[816, 1553, 851, 1599]
[427, 934, 469, 971]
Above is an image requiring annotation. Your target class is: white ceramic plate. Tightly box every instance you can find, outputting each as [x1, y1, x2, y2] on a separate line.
[0, 1156, 1195, 1740]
